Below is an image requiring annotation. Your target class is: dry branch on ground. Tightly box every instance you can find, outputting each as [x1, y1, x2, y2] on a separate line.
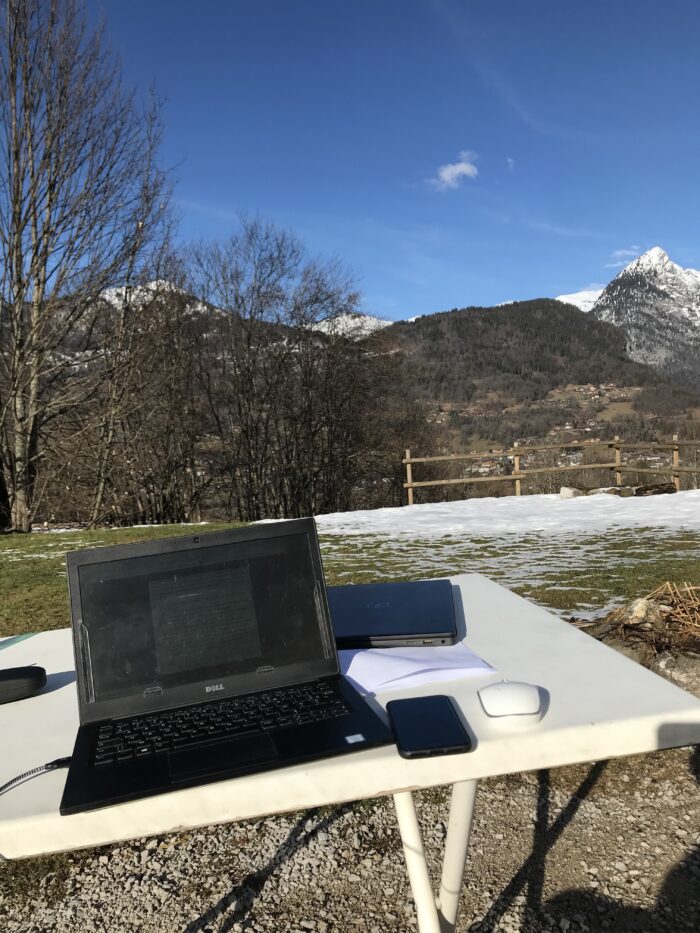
[573, 581, 700, 656]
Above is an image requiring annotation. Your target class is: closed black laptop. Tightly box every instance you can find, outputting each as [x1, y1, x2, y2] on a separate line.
[60, 519, 392, 815]
[328, 579, 457, 649]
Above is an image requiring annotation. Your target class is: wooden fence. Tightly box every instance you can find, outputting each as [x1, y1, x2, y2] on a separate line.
[403, 434, 700, 505]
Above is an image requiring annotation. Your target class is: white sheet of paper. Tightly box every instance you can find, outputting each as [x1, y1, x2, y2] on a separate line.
[339, 643, 494, 695]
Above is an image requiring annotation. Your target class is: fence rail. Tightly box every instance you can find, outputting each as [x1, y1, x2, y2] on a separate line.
[402, 435, 700, 505]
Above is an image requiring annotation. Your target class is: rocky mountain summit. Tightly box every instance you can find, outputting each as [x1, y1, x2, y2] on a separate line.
[590, 248, 700, 389]
[312, 310, 392, 337]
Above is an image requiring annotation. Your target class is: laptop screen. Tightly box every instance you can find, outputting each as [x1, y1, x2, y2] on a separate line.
[71, 527, 335, 712]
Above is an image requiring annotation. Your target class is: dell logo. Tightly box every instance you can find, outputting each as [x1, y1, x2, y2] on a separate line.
[205, 683, 225, 693]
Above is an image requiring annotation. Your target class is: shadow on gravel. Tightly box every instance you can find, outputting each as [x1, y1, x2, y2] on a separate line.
[472, 743, 700, 933]
[468, 761, 608, 932]
[545, 845, 700, 933]
[183, 804, 353, 933]
[546, 742, 699, 933]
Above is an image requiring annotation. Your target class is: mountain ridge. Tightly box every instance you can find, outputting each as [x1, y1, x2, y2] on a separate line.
[382, 296, 699, 447]
[590, 247, 700, 389]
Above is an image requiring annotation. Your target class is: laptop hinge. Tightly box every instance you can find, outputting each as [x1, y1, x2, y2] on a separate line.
[314, 582, 334, 661]
[80, 622, 96, 703]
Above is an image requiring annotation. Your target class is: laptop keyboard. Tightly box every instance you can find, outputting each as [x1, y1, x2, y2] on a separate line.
[92, 681, 350, 766]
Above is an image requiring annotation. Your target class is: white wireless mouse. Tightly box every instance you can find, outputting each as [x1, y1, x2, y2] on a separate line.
[478, 680, 542, 719]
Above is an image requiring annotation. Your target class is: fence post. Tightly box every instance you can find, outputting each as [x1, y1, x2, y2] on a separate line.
[614, 435, 622, 487]
[405, 448, 414, 505]
[513, 442, 521, 496]
[672, 434, 680, 492]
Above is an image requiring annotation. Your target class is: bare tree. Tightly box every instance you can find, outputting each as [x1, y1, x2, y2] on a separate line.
[92, 281, 209, 526]
[0, 0, 169, 530]
[187, 219, 354, 520]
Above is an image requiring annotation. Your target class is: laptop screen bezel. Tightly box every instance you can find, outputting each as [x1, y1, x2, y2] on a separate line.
[66, 519, 339, 725]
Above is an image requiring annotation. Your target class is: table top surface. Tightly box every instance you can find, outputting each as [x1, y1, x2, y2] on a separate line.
[1, 573, 699, 859]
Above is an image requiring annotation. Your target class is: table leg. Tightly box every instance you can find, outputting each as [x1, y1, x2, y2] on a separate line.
[393, 790, 442, 933]
[393, 781, 479, 933]
[437, 780, 478, 932]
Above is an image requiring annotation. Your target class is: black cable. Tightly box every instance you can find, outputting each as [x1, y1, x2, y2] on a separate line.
[0, 757, 71, 796]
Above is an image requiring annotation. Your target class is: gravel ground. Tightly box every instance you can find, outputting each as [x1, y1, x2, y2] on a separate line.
[1, 658, 698, 933]
[1, 745, 697, 932]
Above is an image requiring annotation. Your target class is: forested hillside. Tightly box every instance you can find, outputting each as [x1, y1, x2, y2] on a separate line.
[391, 299, 659, 403]
[388, 299, 700, 448]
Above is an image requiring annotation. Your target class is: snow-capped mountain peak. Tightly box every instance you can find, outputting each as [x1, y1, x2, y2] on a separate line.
[620, 246, 700, 291]
[626, 246, 673, 274]
[592, 246, 700, 388]
[101, 279, 180, 306]
[554, 288, 603, 313]
[312, 311, 392, 338]
[606, 247, 700, 315]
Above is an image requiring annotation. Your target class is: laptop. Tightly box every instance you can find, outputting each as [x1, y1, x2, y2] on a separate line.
[327, 579, 458, 649]
[60, 519, 393, 815]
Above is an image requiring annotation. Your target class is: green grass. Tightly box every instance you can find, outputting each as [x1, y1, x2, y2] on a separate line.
[2, 521, 700, 637]
[319, 527, 700, 619]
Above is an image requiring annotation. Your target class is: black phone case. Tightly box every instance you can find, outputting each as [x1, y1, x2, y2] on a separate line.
[386, 694, 472, 759]
[0, 666, 47, 704]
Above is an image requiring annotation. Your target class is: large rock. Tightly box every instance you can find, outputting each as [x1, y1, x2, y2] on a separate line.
[560, 486, 585, 498]
[587, 485, 634, 497]
[624, 597, 667, 631]
[652, 652, 700, 698]
[574, 584, 700, 692]
[633, 483, 677, 496]
[587, 597, 668, 641]
[599, 636, 656, 667]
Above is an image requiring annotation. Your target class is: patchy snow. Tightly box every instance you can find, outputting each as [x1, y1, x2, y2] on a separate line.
[315, 490, 700, 538]
[316, 491, 700, 620]
[101, 280, 180, 306]
[313, 312, 393, 338]
[101, 280, 215, 317]
[555, 289, 603, 313]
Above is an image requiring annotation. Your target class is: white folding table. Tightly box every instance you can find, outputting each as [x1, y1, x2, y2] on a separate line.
[1, 574, 699, 933]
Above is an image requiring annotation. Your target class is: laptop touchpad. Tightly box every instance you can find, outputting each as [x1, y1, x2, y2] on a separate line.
[168, 735, 279, 781]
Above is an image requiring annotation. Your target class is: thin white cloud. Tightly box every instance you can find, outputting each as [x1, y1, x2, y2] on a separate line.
[175, 197, 238, 223]
[506, 157, 515, 172]
[429, 150, 479, 190]
[605, 245, 642, 268]
[524, 217, 603, 239]
[487, 207, 602, 239]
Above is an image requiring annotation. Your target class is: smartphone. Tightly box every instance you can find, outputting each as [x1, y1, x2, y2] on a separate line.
[386, 694, 472, 759]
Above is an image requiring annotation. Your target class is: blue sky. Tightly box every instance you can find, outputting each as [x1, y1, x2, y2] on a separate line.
[99, 0, 700, 319]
